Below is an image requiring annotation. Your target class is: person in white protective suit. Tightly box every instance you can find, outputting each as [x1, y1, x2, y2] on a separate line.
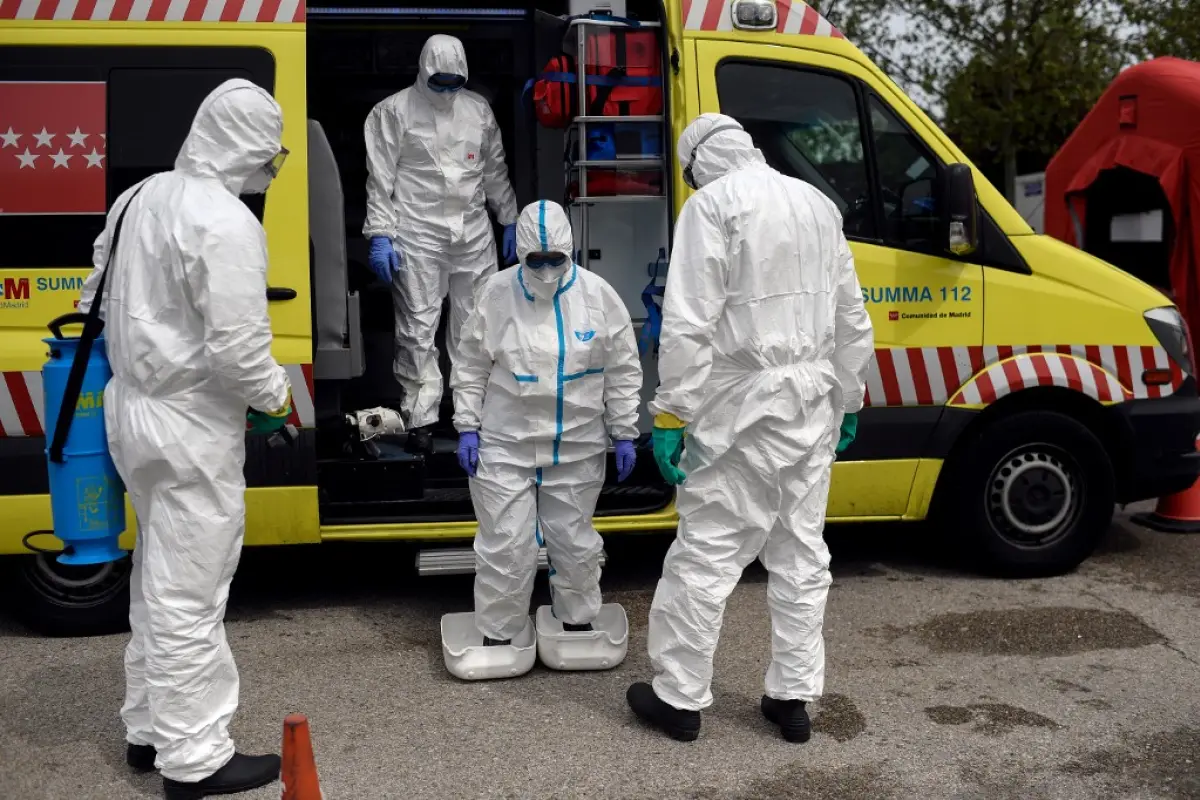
[78, 79, 293, 798]
[451, 200, 642, 647]
[625, 114, 875, 743]
[363, 33, 520, 454]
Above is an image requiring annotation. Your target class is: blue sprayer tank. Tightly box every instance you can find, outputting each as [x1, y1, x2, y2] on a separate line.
[41, 315, 127, 565]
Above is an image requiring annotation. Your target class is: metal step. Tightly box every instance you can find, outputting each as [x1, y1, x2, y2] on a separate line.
[416, 546, 608, 577]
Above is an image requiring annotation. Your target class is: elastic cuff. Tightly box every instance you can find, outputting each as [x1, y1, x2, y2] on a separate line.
[654, 412, 687, 429]
[265, 389, 293, 418]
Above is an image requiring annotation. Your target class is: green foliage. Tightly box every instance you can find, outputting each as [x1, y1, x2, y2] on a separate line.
[1121, 0, 1200, 61]
[819, 0, 1131, 199]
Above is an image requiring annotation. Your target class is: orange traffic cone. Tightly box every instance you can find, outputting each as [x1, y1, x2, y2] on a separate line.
[281, 714, 324, 800]
[1132, 437, 1200, 533]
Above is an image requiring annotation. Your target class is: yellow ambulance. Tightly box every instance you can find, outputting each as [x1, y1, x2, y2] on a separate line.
[2, 0, 1197, 635]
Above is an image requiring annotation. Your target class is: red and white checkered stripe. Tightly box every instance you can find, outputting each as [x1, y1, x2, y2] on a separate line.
[0, 363, 315, 437]
[0, 0, 304, 23]
[681, 0, 844, 37]
[863, 344, 1185, 408]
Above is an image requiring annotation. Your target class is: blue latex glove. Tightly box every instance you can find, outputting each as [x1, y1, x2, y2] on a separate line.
[457, 431, 480, 477]
[614, 440, 636, 483]
[836, 412, 858, 454]
[502, 224, 517, 265]
[368, 236, 401, 283]
[651, 423, 687, 486]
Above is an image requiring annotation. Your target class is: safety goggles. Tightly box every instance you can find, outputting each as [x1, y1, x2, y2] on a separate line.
[525, 252, 569, 270]
[428, 73, 467, 93]
[265, 147, 290, 178]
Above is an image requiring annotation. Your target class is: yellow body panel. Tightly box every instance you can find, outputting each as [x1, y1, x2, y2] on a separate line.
[825, 460, 919, 518]
[1, 487, 320, 556]
[0, 23, 312, 365]
[989, 235, 1172, 347]
[904, 460, 944, 521]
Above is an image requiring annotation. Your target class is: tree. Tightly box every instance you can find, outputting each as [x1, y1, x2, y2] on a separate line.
[1121, 0, 1200, 62]
[820, 0, 1130, 202]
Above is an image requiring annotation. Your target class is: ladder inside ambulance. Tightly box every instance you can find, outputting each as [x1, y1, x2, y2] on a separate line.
[563, 14, 667, 271]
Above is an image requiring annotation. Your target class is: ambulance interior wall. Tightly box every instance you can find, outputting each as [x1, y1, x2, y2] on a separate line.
[308, 13, 666, 432]
[532, 10, 668, 436]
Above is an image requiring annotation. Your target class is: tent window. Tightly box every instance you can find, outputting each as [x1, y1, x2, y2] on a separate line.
[1082, 166, 1173, 291]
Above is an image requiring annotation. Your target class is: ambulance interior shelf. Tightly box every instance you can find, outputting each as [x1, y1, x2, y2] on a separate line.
[558, 15, 668, 275]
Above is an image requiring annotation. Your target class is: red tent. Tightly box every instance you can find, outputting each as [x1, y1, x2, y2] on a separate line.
[1045, 57, 1200, 333]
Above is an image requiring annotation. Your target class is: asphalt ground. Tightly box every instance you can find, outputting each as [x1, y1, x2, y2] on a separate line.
[2, 501, 1199, 799]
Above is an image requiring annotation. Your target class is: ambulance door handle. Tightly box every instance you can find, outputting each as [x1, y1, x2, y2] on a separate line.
[267, 287, 297, 302]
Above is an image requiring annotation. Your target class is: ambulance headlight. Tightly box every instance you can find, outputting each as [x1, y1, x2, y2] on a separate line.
[1145, 306, 1193, 375]
[731, 0, 777, 30]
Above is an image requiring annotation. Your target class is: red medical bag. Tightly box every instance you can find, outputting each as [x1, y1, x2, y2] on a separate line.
[530, 26, 662, 128]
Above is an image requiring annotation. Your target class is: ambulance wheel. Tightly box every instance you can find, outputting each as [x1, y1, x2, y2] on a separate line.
[8, 552, 131, 637]
[944, 409, 1114, 577]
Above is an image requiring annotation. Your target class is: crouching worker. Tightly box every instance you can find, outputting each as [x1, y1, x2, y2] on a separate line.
[442, 200, 642, 679]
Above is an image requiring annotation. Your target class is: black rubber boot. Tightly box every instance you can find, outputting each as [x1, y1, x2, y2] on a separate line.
[626, 682, 701, 742]
[162, 753, 281, 799]
[405, 425, 434, 455]
[760, 695, 812, 743]
[562, 622, 593, 632]
[127, 743, 157, 772]
[483, 637, 512, 647]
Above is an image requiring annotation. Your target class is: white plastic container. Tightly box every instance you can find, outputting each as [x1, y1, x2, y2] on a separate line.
[535, 603, 629, 671]
[440, 612, 536, 681]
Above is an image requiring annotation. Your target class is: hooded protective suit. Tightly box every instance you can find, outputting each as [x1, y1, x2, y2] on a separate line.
[364, 34, 519, 431]
[78, 78, 291, 782]
[644, 114, 874, 711]
[452, 200, 642, 641]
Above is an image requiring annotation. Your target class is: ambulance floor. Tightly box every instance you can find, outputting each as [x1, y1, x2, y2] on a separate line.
[1, 502, 1198, 799]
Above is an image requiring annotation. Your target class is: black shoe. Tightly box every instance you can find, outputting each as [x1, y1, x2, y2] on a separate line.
[760, 695, 812, 743]
[562, 622, 593, 632]
[127, 743, 157, 772]
[483, 636, 512, 647]
[626, 682, 701, 742]
[162, 752, 281, 799]
[405, 426, 434, 455]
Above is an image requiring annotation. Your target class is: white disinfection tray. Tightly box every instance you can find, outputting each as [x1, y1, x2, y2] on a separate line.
[440, 612, 537, 681]
[535, 603, 629, 671]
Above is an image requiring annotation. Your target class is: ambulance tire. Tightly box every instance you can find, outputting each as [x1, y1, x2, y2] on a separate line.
[6, 552, 132, 637]
[945, 409, 1114, 578]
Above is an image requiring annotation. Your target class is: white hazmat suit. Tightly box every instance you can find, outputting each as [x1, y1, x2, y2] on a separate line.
[645, 114, 875, 711]
[364, 34, 519, 431]
[452, 200, 642, 641]
[79, 79, 292, 782]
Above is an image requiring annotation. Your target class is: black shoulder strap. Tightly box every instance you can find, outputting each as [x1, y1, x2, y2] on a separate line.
[48, 182, 147, 464]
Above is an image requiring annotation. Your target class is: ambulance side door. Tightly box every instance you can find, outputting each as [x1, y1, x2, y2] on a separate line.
[692, 40, 986, 519]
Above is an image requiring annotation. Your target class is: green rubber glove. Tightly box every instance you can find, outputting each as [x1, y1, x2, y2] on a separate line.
[247, 393, 292, 435]
[652, 413, 688, 486]
[836, 412, 858, 454]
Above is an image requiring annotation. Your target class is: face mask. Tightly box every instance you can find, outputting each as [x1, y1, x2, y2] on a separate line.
[240, 147, 289, 195]
[241, 166, 273, 195]
[525, 253, 569, 283]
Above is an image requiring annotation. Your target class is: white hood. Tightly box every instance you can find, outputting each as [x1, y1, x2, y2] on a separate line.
[677, 112, 765, 189]
[414, 34, 469, 110]
[174, 78, 283, 196]
[516, 200, 575, 288]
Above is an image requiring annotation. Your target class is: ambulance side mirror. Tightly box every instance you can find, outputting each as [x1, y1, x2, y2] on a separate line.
[943, 163, 978, 257]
